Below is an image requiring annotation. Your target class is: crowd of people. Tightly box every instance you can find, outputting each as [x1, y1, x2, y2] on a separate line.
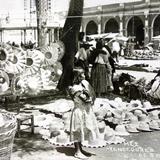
[74, 32, 120, 97]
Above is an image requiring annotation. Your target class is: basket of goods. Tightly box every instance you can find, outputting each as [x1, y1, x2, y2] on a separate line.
[0, 110, 17, 160]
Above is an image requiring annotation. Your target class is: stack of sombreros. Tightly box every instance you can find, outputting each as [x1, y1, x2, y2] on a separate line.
[125, 112, 140, 133]
[137, 113, 152, 132]
[148, 110, 160, 130]
[103, 126, 125, 145]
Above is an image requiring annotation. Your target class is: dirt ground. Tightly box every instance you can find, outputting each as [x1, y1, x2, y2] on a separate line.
[11, 130, 160, 160]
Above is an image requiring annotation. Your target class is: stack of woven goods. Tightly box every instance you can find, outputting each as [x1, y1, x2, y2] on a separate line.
[0, 110, 17, 160]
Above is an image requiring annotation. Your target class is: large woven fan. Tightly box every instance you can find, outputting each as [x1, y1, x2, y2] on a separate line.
[25, 49, 44, 75]
[0, 44, 14, 71]
[6, 47, 26, 74]
[0, 69, 10, 93]
[25, 74, 43, 95]
[52, 41, 65, 61]
[40, 68, 51, 88]
[11, 73, 43, 96]
[11, 75, 24, 95]
[40, 45, 59, 66]
[51, 62, 63, 82]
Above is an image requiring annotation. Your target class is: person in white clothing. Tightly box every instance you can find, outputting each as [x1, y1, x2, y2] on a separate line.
[112, 40, 120, 62]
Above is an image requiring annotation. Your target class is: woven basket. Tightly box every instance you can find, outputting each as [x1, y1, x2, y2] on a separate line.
[0, 110, 17, 160]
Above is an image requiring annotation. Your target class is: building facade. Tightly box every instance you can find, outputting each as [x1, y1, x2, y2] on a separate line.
[82, 0, 160, 45]
[0, 0, 160, 45]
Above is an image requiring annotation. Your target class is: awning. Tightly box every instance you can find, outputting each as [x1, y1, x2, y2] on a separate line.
[152, 35, 160, 41]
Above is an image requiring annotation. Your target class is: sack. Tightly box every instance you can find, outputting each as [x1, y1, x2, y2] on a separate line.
[149, 77, 160, 99]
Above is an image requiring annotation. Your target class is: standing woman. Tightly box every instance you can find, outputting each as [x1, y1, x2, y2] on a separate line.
[90, 40, 112, 97]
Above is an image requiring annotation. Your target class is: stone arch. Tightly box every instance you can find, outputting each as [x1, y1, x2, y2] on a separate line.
[152, 14, 160, 37]
[85, 20, 98, 35]
[126, 16, 144, 46]
[104, 18, 119, 33]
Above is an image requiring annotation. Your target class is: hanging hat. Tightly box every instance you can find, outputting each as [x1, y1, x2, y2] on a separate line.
[149, 120, 160, 131]
[114, 124, 130, 136]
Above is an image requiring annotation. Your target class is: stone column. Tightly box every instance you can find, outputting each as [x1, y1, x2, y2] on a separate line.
[97, 6, 102, 34]
[144, 14, 149, 45]
[119, 15, 123, 35]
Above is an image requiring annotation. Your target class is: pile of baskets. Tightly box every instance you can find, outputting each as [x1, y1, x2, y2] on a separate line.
[0, 110, 17, 160]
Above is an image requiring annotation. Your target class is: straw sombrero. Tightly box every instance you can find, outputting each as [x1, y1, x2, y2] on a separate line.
[137, 114, 152, 132]
[125, 115, 139, 133]
[149, 120, 160, 131]
[114, 124, 130, 136]
[125, 124, 139, 133]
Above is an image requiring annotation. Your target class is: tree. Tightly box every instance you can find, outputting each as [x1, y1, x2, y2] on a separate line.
[57, 0, 84, 93]
[35, 0, 48, 47]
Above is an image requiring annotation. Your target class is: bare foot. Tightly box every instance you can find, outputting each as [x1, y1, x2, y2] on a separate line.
[74, 152, 89, 159]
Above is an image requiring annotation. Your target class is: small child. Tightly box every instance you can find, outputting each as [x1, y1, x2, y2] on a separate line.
[68, 68, 99, 159]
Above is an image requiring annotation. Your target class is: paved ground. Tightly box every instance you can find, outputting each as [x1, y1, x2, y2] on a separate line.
[11, 131, 160, 160]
